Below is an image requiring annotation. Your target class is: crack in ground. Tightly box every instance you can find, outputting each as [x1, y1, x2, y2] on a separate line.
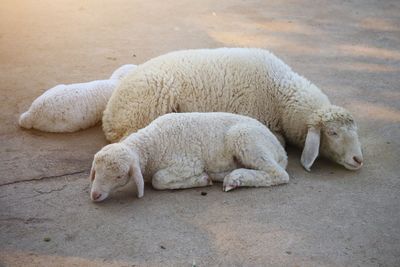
[0, 217, 53, 224]
[33, 184, 67, 194]
[0, 170, 88, 187]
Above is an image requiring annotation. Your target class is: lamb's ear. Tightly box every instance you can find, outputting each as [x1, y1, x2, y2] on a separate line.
[301, 127, 321, 171]
[89, 162, 96, 182]
[129, 161, 144, 198]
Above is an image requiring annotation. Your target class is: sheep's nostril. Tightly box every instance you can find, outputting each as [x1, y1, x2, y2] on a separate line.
[91, 192, 101, 200]
[353, 156, 363, 165]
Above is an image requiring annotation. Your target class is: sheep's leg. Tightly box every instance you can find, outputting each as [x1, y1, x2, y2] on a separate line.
[152, 163, 211, 190]
[224, 126, 289, 192]
[222, 166, 289, 192]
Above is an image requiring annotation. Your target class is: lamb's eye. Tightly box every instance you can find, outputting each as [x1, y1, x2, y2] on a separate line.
[116, 175, 122, 179]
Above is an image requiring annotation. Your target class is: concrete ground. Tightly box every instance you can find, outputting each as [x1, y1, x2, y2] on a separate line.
[1, 0, 399, 266]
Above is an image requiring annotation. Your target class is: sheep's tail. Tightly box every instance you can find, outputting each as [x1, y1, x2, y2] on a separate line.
[18, 111, 33, 129]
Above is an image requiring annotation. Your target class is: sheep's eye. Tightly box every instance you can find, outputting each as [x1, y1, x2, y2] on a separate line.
[327, 130, 338, 136]
[116, 175, 122, 179]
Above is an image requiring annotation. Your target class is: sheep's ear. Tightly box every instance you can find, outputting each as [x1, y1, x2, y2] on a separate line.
[89, 163, 96, 182]
[129, 161, 144, 198]
[301, 127, 321, 171]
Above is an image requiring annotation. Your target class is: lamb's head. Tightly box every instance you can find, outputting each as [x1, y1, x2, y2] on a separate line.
[89, 143, 144, 202]
[301, 105, 363, 171]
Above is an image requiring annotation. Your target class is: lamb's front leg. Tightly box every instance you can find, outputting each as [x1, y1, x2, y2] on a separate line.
[222, 165, 289, 192]
[151, 160, 212, 190]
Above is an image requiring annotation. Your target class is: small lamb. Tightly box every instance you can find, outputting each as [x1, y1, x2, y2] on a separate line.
[89, 112, 289, 202]
[18, 64, 137, 132]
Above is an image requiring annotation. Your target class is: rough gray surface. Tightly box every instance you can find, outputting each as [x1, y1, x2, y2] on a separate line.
[1, 0, 399, 266]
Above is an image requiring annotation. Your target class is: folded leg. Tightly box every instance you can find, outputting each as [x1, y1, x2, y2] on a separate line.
[224, 125, 289, 192]
[223, 166, 288, 192]
[152, 159, 211, 190]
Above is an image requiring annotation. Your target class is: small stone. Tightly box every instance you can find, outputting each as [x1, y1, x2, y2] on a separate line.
[285, 251, 292, 255]
[43, 237, 51, 242]
[160, 245, 166, 249]
[201, 192, 207, 196]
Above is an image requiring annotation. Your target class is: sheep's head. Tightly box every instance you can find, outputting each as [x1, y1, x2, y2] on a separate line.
[89, 143, 144, 202]
[301, 105, 363, 171]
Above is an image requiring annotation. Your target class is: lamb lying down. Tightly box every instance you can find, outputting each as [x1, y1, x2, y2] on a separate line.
[18, 64, 137, 132]
[89, 112, 289, 202]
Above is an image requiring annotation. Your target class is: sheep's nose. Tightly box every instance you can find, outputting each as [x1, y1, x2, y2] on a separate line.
[91, 192, 102, 201]
[353, 156, 363, 165]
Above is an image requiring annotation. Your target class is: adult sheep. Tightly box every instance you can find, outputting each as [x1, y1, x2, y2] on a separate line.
[103, 48, 363, 171]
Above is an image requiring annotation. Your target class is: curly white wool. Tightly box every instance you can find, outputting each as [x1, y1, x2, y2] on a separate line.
[102, 48, 363, 170]
[90, 112, 289, 202]
[19, 64, 137, 132]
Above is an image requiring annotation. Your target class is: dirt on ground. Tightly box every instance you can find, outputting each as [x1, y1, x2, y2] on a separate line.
[1, 0, 399, 266]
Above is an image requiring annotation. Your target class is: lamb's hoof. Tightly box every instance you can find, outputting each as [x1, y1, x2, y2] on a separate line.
[223, 179, 240, 192]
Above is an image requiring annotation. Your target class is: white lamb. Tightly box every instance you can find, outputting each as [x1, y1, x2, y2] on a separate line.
[89, 112, 288, 202]
[18, 64, 137, 132]
[103, 48, 363, 171]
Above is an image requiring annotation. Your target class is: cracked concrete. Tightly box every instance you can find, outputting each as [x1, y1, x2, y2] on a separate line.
[1, 0, 400, 266]
[0, 170, 87, 187]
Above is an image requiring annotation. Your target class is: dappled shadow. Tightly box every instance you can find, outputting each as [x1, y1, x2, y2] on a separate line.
[193, 0, 400, 115]
[349, 100, 400, 123]
[338, 44, 400, 61]
[359, 17, 400, 32]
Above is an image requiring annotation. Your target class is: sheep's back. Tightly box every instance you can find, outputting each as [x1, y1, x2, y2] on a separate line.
[103, 48, 298, 142]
